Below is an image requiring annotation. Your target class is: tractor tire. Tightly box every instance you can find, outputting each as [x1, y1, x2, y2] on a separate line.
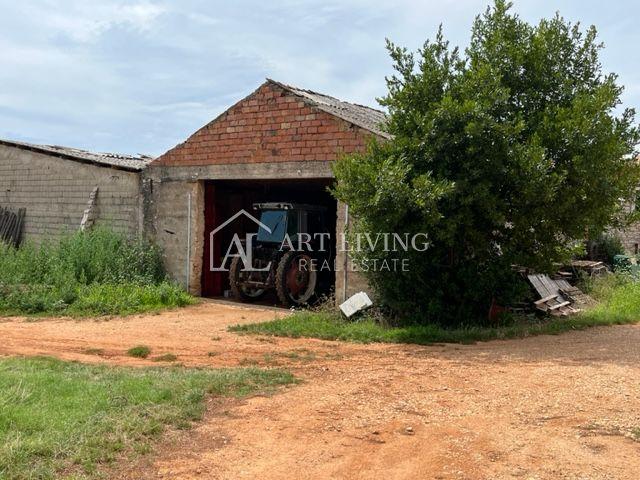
[275, 251, 317, 307]
[229, 256, 266, 302]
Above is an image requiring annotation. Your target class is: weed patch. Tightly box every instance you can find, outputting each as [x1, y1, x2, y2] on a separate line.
[127, 345, 151, 358]
[0, 228, 195, 317]
[153, 353, 178, 362]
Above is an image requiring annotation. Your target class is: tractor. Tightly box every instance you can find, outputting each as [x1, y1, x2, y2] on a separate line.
[229, 202, 332, 307]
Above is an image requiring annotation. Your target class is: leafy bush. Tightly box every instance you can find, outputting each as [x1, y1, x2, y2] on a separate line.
[587, 234, 626, 265]
[332, 1, 640, 326]
[0, 228, 193, 316]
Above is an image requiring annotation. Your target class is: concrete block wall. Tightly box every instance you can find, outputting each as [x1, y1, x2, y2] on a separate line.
[0, 145, 142, 242]
[334, 201, 374, 303]
[142, 175, 204, 295]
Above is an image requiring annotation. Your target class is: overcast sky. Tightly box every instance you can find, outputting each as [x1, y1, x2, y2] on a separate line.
[1, 0, 638, 156]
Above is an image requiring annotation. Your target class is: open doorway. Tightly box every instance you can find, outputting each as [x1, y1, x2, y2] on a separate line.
[201, 178, 337, 305]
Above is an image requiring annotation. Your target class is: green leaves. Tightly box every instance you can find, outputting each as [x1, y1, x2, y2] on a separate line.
[332, 0, 639, 325]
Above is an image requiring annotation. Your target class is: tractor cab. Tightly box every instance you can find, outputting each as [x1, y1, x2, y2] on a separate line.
[228, 202, 331, 307]
[254, 203, 328, 248]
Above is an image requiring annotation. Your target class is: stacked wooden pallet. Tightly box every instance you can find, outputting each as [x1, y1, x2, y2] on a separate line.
[570, 260, 607, 276]
[0, 206, 26, 247]
[527, 273, 590, 317]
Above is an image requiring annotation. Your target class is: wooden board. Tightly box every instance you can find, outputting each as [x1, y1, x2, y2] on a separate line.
[527, 273, 589, 316]
[0, 206, 26, 247]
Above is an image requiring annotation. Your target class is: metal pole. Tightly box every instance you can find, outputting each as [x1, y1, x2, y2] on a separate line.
[186, 192, 192, 292]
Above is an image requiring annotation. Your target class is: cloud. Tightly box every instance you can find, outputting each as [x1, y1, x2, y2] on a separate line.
[24, 1, 167, 43]
[0, 0, 637, 156]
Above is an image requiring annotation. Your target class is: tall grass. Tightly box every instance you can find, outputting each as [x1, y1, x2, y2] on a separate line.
[0, 227, 164, 286]
[0, 228, 193, 316]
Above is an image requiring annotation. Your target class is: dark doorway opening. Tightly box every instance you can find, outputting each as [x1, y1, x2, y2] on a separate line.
[201, 179, 337, 304]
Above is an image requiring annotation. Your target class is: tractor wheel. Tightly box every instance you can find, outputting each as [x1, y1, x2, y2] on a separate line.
[275, 251, 317, 307]
[229, 256, 266, 302]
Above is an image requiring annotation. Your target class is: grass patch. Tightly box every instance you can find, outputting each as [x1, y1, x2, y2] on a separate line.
[83, 348, 104, 356]
[153, 353, 178, 362]
[0, 228, 195, 317]
[239, 357, 259, 366]
[230, 276, 640, 345]
[127, 345, 151, 358]
[279, 349, 316, 362]
[0, 356, 294, 480]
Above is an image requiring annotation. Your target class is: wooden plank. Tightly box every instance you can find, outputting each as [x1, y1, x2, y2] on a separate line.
[1, 212, 13, 241]
[528, 274, 552, 298]
[5, 213, 16, 244]
[14, 208, 25, 246]
[0, 210, 9, 239]
[571, 260, 603, 268]
[540, 275, 560, 296]
[0, 207, 26, 247]
[555, 279, 573, 290]
[534, 294, 560, 305]
[548, 301, 571, 311]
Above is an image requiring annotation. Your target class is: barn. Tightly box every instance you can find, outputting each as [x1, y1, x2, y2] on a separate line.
[143, 79, 389, 302]
[5, 79, 636, 304]
[0, 139, 152, 242]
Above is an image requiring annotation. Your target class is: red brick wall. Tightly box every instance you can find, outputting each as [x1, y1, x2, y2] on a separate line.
[153, 82, 374, 166]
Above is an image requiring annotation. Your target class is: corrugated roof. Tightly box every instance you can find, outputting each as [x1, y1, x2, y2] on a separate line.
[0, 138, 154, 172]
[268, 79, 391, 139]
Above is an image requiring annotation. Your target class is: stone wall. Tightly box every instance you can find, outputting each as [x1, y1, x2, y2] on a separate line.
[611, 223, 640, 255]
[0, 144, 142, 242]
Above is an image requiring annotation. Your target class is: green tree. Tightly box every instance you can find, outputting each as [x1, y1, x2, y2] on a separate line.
[333, 0, 640, 325]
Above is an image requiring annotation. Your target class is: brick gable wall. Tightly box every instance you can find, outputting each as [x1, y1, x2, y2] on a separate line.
[153, 82, 375, 167]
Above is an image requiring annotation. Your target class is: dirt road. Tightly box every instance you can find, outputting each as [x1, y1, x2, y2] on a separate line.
[1, 301, 639, 479]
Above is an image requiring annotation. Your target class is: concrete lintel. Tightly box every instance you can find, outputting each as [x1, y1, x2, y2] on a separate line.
[146, 161, 334, 182]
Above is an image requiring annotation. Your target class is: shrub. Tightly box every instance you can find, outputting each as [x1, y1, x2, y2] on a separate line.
[68, 282, 193, 316]
[332, 1, 640, 326]
[587, 234, 626, 265]
[578, 271, 631, 301]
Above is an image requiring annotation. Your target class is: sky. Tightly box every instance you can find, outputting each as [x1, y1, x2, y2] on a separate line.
[0, 0, 638, 157]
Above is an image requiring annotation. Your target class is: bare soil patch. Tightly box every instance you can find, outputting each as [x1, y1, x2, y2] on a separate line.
[1, 300, 639, 479]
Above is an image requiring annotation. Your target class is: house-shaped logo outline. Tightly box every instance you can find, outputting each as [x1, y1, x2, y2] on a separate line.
[209, 209, 272, 272]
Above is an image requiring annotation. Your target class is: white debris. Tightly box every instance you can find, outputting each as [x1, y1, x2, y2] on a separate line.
[339, 292, 373, 318]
